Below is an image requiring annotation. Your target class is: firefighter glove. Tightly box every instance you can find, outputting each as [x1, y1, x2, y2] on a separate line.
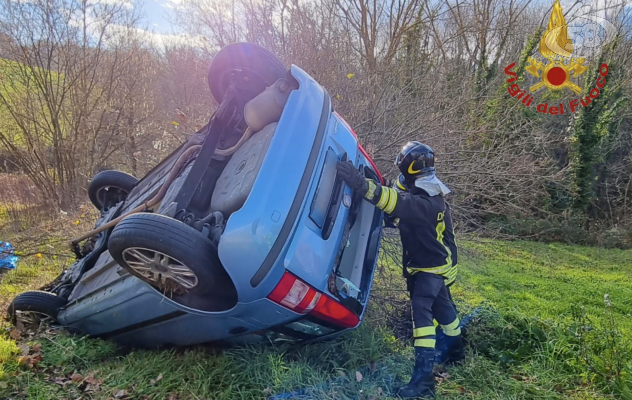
[336, 161, 369, 195]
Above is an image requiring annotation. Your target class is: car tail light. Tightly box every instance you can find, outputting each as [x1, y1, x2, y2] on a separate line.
[268, 273, 321, 313]
[268, 272, 360, 328]
[309, 294, 360, 328]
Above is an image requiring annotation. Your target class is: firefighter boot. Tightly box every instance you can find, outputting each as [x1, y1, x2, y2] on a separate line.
[436, 334, 465, 366]
[434, 328, 448, 362]
[397, 347, 436, 399]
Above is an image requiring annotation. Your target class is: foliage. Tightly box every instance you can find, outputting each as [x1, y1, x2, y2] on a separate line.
[569, 40, 629, 223]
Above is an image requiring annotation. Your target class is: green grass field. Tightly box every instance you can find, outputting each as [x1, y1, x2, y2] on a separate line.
[0, 238, 630, 400]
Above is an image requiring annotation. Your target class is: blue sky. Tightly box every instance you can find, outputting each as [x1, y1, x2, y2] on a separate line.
[126, 0, 206, 48]
[139, 0, 178, 35]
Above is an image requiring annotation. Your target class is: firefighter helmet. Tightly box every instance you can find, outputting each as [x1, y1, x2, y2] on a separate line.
[395, 141, 435, 180]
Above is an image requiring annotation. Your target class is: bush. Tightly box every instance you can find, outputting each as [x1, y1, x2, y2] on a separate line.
[569, 298, 632, 394]
[485, 215, 590, 244]
[466, 302, 632, 397]
[485, 215, 632, 248]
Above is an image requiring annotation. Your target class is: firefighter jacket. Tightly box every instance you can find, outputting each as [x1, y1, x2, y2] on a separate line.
[365, 180, 456, 281]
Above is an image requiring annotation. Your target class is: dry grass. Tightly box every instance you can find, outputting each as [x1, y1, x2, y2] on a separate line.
[0, 172, 99, 262]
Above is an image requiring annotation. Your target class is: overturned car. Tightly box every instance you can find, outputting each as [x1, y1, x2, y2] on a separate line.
[9, 43, 385, 348]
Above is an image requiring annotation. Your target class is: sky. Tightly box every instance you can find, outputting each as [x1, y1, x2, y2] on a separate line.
[131, 0, 201, 48]
[141, 0, 178, 35]
[131, 0, 626, 50]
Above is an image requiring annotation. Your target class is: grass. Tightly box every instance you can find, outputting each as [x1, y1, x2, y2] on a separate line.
[0, 238, 631, 400]
[457, 241, 632, 331]
[0, 57, 69, 148]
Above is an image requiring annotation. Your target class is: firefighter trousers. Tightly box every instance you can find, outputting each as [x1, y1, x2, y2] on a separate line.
[407, 272, 461, 349]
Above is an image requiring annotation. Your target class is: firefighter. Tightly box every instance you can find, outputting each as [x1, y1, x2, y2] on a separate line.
[395, 173, 463, 366]
[394, 174, 459, 315]
[336, 142, 465, 399]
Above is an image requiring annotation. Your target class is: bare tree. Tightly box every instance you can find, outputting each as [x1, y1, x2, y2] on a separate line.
[161, 46, 215, 132]
[333, 0, 423, 74]
[0, 0, 143, 207]
[0, 0, 628, 242]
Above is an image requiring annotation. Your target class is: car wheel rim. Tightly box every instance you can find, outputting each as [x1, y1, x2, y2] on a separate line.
[96, 186, 127, 207]
[122, 247, 199, 290]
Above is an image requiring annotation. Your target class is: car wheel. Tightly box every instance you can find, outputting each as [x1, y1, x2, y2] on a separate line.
[208, 42, 287, 104]
[8, 291, 67, 330]
[108, 213, 231, 297]
[88, 170, 138, 211]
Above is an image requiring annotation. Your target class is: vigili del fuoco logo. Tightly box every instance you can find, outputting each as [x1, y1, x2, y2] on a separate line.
[504, 0, 609, 115]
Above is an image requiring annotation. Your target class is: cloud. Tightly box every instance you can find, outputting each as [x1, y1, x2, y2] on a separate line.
[107, 24, 205, 49]
[59, 0, 200, 50]
[163, 0, 182, 9]
[90, 0, 133, 9]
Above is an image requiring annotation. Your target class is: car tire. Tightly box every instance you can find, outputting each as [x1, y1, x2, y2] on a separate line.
[88, 170, 138, 210]
[8, 290, 67, 326]
[108, 213, 233, 301]
[208, 42, 287, 104]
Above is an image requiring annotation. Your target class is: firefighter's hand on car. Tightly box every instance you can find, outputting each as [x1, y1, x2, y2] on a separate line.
[336, 160, 400, 214]
[336, 161, 369, 194]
